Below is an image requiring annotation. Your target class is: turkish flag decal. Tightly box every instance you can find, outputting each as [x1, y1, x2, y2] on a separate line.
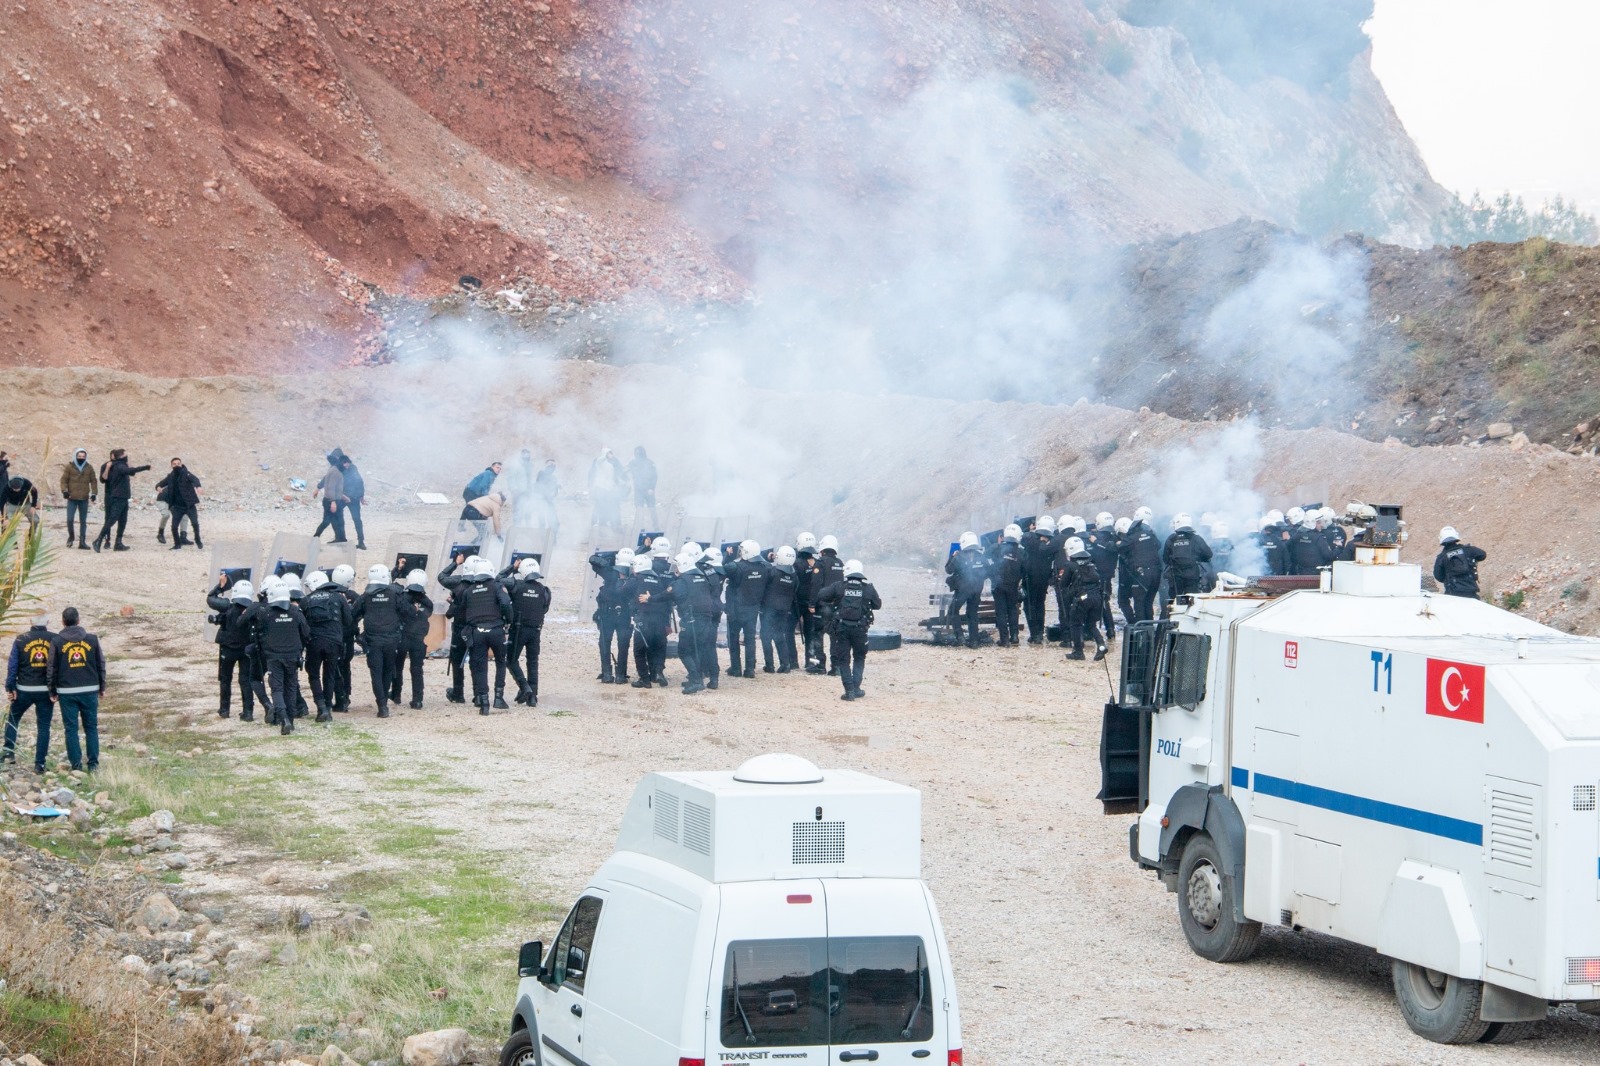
[1426, 658, 1486, 724]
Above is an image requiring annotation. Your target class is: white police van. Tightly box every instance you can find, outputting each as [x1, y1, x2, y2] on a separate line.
[500, 753, 963, 1066]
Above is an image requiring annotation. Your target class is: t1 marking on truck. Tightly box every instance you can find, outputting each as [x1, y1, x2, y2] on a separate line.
[1284, 640, 1298, 668]
[1370, 650, 1393, 694]
[1425, 658, 1485, 724]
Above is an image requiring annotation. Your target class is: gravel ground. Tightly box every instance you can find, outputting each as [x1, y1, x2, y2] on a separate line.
[31, 504, 1600, 1065]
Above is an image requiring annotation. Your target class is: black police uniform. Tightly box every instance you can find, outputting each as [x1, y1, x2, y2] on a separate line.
[760, 563, 799, 672]
[456, 576, 513, 712]
[1434, 540, 1488, 598]
[589, 552, 633, 684]
[506, 575, 552, 705]
[392, 586, 434, 709]
[1162, 528, 1214, 599]
[990, 537, 1025, 647]
[795, 549, 824, 671]
[1117, 521, 1163, 624]
[673, 566, 717, 692]
[725, 556, 768, 678]
[353, 581, 413, 717]
[1287, 525, 1333, 577]
[624, 568, 674, 687]
[247, 602, 309, 734]
[1084, 528, 1120, 640]
[698, 558, 725, 688]
[944, 545, 989, 647]
[207, 586, 258, 720]
[818, 574, 881, 700]
[1021, 528, 1055, 643]
[1058, 552, 1107, 659]
[299, 583, 351, 719]
[814, 549, 845, 672]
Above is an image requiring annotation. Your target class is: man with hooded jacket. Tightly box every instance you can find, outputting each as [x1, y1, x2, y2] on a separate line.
[59, 449, 98, 548]
[93, 450, 149, 552]
[155, 458, 203, 551]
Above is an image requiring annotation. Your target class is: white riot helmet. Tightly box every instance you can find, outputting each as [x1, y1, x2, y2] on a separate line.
[1320, 506, 1338, 525]
[281, 572, 304, 597]
[700, 548, 721, 565]
[229, 580, 255, 605]
[775, 545, 796, 566]
[1058, 515, 1075, 533]
[1265, 509, 1285, 526]
[367, 564, 392, 586]
[517, 558, 540, 578]
[739, 539, 760, 561]
[1133, 506, 1153, 524]
[305, 570, 329, 589]
[1210, 521, 1229, 539]
[472, 556, 497, 579]
[1285, 506, 1305, 526]
[1200, 511, 1217, 528]
[1003, 523, 1022, 541]
[1096, 512, 1115, 529]
[406, 569, 429, 589]
[267, 581, 291, 606]
[1259, 515, 1275, 532]
[675, 549, 700, 572]
[651, 536, 671, 558]
[631, 553, 653, 573]
[1036, 515, 1057, 534]
[616, 548, 636, 569]
[959, 531, 979, 550]
[842, 559, 864, 578]
[1065, 537, 1086, 555]
[1114, 517, 1131, 535]
[331, 564, 355, 589]
[819, 535, 839, 553]
[1172, 513, 1194, 532]
[259, 575, 284, 598]
[1439, 526, 1460, 545]
[796, 532, 817, 551]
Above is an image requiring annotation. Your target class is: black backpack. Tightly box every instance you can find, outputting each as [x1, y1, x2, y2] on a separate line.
[303, 590, 343, 629]
[838, 585, 869, 626]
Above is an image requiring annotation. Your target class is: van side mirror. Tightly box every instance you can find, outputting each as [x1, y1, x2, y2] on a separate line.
[518, 940, 545, 979]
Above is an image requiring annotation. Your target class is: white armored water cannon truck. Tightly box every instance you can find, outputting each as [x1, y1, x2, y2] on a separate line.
[1099, 516, 1600, 1043]
[500, 753, 963, 1066]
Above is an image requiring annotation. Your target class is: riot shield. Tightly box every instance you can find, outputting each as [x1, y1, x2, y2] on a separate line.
[316, 539, 358, 579]
[502, 526, 554, 575]
[202, 539, 261, 642]
[266, 533, 318, 580]
[674, 515, 721, 550]
[385, 531, 445, 652]
[440, 518, 500, 573]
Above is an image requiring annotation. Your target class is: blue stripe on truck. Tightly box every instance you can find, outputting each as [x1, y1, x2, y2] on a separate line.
[1252, 772, 1483, 846]
[1230, 766, 1249, 789]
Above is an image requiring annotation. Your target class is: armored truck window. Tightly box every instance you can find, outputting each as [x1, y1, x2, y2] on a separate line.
[548, 895, 603, 993]
[721, 939, 829, 1047]
[828, 936, 934, 1044]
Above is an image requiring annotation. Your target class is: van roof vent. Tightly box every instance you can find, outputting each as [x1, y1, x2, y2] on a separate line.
[682, 800, 712, 855]
[652, 789, 679, 843]
[793, 821, 846, 864]
[734, 753, 824, 784]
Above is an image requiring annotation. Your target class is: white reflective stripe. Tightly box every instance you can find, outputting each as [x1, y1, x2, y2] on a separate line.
[54, 685, 100, 694]
[13, 684, 48, 692]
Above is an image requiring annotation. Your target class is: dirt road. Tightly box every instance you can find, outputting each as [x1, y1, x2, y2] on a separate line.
[33, 504, 1600, 1065]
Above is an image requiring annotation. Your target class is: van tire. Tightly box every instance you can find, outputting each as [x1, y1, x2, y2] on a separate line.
[499, 1028, 539, 1066]
[1176, 832, 1260, 963]
[1391, 959, 1490, 1044]
[1479, 1021, 1539, 1044]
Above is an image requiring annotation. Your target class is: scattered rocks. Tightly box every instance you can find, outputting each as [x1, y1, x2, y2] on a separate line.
[318, 1045, 361, 1066]
[1486, 421, 1514, 439]
[130, 891, 184, 931]
[127, 809, 176, 842]
[400, 1028, 470, 1066]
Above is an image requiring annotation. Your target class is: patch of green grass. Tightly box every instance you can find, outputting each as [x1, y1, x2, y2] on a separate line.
[1500, 589, 1527, 611]
[1562, 580, 1589, 602]
[0, 991, 89, 1063]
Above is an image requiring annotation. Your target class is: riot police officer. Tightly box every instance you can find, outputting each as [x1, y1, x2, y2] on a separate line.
[818, 560, 882, 700]
[1162, 514, 1213, 599]
[991, 524, 1025, 647]
[1434, 527, 1487, 598]
[506, 558, 551, 705]
[456, 557, 513, 713]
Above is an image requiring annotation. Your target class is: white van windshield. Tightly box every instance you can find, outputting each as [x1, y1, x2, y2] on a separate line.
[720, 937, 933, 1048]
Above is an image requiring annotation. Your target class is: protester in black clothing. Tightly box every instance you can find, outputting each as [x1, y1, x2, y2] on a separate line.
[206, 576, 260, 721]
[155, 458, 203, 551]
[312, 451, 349, 544]
[628, 446, 659, 529]
[504, 559, 551, 706]
[93, 450, 150, 552]
[589, 548, 635, 684]
[945, 532, 989, 648]
[340, 456, 368, 549]
[2, 476, 39, 531]
[1434, 527, 1488, 598]
[990, 524, 1025, 647]
[818, 560, 881, 700]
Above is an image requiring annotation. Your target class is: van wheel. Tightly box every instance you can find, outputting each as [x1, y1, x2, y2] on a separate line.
[1479, 1021, 1540, 1044]
[499, 1028, 539, 1066]
[1176, 832, 1260, 963]
[1391, 959, 1490, 1043]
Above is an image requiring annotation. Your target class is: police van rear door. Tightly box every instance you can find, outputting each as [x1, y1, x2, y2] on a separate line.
[710, 880, 830, 1065]
[823, 880, 946, 1064]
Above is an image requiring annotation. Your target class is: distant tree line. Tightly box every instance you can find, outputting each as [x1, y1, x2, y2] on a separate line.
[1433, 192, 1600, 248]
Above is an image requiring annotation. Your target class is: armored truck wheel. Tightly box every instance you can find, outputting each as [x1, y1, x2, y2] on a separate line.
[499, 1028, 538, 1066]
[1176, 832, 1260, 963]
[1391, 959, 1490, 1043]
[1479, 1021, 1539, 1044]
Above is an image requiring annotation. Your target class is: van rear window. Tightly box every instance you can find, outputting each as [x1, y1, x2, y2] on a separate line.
[720, 937, 933, 1049]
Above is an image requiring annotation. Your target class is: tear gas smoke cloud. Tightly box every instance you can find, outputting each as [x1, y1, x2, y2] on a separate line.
[1136, 420, 1268, 575]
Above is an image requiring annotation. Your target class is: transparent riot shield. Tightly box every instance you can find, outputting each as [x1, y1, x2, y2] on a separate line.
[385, 531, 445, 652]
[266, 533, 318, 581]
[1006, 493, 1047, 527]
[202, 538, 262, 641]
[502, 526, 554, 577]
[439, 518, 498, 575]
[316, 539, 359, 579]
[674, 515, 721, 551]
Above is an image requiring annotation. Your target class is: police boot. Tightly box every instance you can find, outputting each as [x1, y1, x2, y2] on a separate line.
[280, 715, 294, 736]
[240, 708, 254, 723]
[515, 686, 532, 705]
[445, 686, 465, 705]
[493, 690, 510, 710]
[1093, 644, 1109, 661]
[742, 668, 755, 679]
[598, 671, 614, 684]
[655, 673, 668, 687]
[217, 706, 230, 719]
[827, 665, 839, 676]
[682, 680, 706, 694]
[194, 533, 204, 550]
[409, 698, 423, 710]
[1066, 648, 1086, 661]
[840, 689, 856, 701]
[476, 694, 490, 716]
[630, 677, 651, 689]
[315, 701, 332, 723]
[377, 702, 390, 719]
[853, 687, 866, 699]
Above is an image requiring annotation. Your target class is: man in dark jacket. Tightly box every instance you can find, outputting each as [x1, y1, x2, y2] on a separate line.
[455, 557, 513, 714]
[353, 564, 414, 718]
[463, 462, 501, 503]
[1085, 514, 1120, 640]
[387, 570, 433, 710]
[302, 571, 353, 720]
[1284, 508, 1332, 577]
[1057, 538, 1108, 661]
[673, 550, 717, 694]
[1162, 514, 1214, 599]
[59, 449, 98, 548]
[312, 451, 349, 544]
[247, 583, 310, 735]
[628, 446, 658, 529]
[155, 458, 203, 550]
[725, 540, 768, 679]
[1020, 516, 1058, 644]
[623, 553, 674, 688]
[1, 475, 39, 529]
[1117, 508, 1163, 624]
[48, 607, 105, 770]
[945, 532, 989, 648]
[589, 548, 634, 684]
[340, 456, 368, 550]
[698, 550, 725, 690]
[504, 559, 551, 706]
[990, 525, 1025, 647]
[1434, 527, 1488, 598]
[760, 546, 800, 673]
[92, 444, 149, 550]
[3, 614, 55, 772]
[206, 576, 260, 721]
[793, 534, 824, 672]
[818, 560, 882, 700]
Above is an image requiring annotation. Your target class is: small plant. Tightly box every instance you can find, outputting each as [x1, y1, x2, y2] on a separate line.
[1562, 580, 1588, 602]
[1500, 589, 1527, 611]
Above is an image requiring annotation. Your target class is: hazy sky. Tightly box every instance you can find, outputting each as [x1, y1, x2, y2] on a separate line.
[1368, 0, 1600, 213]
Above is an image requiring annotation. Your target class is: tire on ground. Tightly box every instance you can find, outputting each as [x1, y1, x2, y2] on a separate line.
[500, 1027, 538, 1066]
[1390, 959, 1491, 1044]
[866, 627, 901, 651]
[1479, 1020, 1541, 1044]
[1175, 832, 1261, 964]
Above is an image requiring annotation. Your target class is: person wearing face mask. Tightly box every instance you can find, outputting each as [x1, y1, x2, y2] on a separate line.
[155, 457, 204, 550]
[91, 449, 149, 552]
[59, 448, 98, 549]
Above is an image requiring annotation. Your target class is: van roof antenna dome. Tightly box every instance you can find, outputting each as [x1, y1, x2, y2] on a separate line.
[733, 752, 824, 784]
